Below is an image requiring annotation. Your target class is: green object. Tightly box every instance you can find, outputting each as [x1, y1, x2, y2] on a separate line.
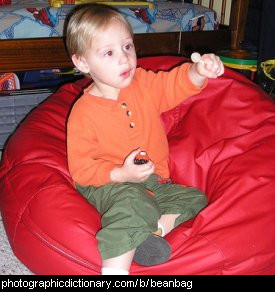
[76, 174, 207, 260]
[218, 50, 257, 72]
[219, 55, 257, 66]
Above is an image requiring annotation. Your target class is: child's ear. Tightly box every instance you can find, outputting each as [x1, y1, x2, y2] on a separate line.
[71, 54, 90, 74]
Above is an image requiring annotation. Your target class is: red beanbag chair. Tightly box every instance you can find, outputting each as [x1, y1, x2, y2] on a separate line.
[0, 56, 275, 275]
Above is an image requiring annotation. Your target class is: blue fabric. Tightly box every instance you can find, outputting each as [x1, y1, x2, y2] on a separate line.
[0, 1, 217, 39]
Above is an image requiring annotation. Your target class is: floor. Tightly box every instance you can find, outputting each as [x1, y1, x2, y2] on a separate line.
[0, 214, 33, 275]
[0, 149, 33, 275]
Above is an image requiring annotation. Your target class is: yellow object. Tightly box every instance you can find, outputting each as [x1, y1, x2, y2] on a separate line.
[222, 62, 257, 72]
[261, 59, 275, 81]
[50, 0, 154, 9]
[153, 228, 163, 237]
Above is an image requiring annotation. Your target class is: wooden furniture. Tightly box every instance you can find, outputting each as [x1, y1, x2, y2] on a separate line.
[0, 0, 249, 73]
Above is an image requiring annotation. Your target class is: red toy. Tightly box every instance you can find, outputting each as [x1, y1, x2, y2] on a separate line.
[134, 151, 150, 165]
[0, 56, 275, 275]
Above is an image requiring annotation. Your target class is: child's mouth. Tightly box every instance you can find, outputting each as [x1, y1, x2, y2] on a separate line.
[120, 70, 130, 79]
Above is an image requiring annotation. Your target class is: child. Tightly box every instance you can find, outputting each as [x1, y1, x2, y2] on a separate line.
[65, 4, 224, 275]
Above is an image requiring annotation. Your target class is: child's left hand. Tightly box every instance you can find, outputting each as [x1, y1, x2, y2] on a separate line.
[189, 53, 224, 87]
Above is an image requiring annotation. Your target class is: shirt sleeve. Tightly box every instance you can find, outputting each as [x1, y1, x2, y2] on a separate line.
[136, 63, 207, 113]
[67, 100, 115, 187]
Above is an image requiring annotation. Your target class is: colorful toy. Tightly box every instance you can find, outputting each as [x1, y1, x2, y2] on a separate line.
[218, 50, 257, 80]
[49, 1, 154, 9]
[134, 151, 150, 165]
[0, 73, 20, 91]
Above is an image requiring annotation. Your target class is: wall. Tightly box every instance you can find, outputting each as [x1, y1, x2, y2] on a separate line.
[192, 0, 232, 25]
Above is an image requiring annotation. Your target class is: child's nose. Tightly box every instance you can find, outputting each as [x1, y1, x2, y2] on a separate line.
[119, 50, 128, 63]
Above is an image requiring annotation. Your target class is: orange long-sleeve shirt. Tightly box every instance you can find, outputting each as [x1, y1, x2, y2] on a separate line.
[67, 63, 204, 186]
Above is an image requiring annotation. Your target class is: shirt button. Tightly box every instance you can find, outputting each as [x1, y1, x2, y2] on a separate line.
[121, 103, 127, 109]
[130, 122, 135, 128]
[126, 110, 132, 116]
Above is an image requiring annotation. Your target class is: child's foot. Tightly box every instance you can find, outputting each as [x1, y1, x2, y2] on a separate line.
[133, 234, 171, 266]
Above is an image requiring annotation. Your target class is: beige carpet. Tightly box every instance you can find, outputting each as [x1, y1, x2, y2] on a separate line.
[0, 213, 33, 275]
[0, 150, 33, 275]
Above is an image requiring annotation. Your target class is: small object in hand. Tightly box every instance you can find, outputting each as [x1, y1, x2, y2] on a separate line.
[134, 151, 149, 165]
[191, 52, 205, 65]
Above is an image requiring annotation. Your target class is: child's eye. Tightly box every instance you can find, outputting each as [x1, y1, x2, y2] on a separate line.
[124, 44, 133, 50]
[104, 51, 113, 57]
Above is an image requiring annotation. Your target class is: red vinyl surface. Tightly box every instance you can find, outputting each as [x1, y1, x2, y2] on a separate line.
[0, 56, 275, 274]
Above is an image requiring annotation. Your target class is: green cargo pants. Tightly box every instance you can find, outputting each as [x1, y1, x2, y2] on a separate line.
[76, 174, 207, 260]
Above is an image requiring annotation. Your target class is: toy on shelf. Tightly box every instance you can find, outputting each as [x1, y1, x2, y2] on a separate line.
[218, 50, 257, 81]
[0, 73, 20, 91]
[49, 0, 154, 9]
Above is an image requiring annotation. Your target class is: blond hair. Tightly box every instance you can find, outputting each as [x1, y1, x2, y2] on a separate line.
[65, 4, 133, 57]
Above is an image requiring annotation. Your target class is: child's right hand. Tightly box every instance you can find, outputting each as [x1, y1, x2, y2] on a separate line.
[110, 148, 155, 183]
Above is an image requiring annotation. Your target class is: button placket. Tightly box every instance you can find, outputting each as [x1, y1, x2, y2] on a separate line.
[121, 102, 135, 128]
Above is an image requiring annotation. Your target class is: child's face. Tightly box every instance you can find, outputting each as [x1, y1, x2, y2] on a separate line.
[74, 20, 137, 95]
